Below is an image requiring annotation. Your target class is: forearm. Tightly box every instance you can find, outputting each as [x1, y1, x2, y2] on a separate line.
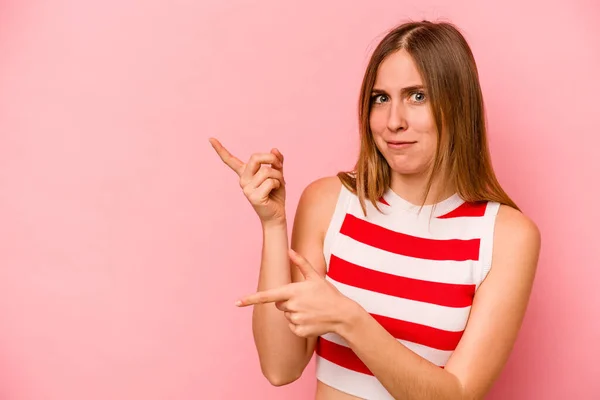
[339, 304, 466, 400]
[251, 220, 310, 385]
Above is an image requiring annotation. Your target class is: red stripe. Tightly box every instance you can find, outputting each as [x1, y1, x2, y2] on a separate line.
[438, 202, 487, 219]
[340, 214, 480, 261]
[328, 255, 475, 308]
[378, 196, 390, 206]
[317, 337, 373, 375]
[371, 314, 464, 351]
[317, 337, 446, 376]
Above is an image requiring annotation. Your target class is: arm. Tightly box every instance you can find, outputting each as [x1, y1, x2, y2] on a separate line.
[209, 138, 336, 386]
[336, 205, 541, 399]
[252, 176, 341, 385]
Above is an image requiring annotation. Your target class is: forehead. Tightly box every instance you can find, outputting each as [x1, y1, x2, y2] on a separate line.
[374, 49, 423, 88]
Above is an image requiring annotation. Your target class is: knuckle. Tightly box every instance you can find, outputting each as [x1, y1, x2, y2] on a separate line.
[294, 327, 307, 338]
[257, 167, 269, 179]
[271, 169, 283, 179]
[248, 193, 260, 203]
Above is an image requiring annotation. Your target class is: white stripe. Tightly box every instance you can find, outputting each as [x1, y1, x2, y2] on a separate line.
[323, 184, 352, 265]
[348, 199, 494, 241]
[329, 234, 478, 285]
[327, 278, 471, 332]
[478, 202, 501, 286]
[321, 332, 452, 367]
[484, 201, 501, 217]
[316, 356, 395, 400]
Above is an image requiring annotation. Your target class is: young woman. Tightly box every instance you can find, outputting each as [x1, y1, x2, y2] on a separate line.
[210, 20, 540, 400]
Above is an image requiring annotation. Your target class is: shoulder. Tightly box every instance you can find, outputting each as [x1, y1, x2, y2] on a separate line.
[495, 205, 541, 249]
[296, 176, 343, 216]
[491, 204, 541, 278]
[300, 175, 342, 202]
[293, 176, 343, 233]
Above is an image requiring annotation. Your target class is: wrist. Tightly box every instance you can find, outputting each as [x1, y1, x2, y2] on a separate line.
[261, 218, 287, 230]
[335, 298, 366, 339]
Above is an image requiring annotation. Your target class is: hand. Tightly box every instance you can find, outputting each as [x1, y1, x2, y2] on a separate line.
[236, 249, 357, 338]
[209, 137, 286, 225]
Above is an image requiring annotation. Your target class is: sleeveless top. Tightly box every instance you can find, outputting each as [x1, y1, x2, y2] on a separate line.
[315, 184, 500, 400]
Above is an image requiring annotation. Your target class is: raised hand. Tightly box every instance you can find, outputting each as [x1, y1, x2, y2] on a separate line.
[209, 137, 286, 225]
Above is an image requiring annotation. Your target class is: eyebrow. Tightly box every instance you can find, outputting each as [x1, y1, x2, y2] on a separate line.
[371, 85, 426, 95]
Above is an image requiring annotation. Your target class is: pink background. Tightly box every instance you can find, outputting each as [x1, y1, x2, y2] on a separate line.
[0, 1, 598, 399]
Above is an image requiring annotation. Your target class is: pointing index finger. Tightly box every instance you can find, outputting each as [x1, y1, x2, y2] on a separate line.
[236, 285, 292, 307]
[209, 137, 244, 175]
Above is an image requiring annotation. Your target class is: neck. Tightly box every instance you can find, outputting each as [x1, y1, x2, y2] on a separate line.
[389, 168, 455, 206]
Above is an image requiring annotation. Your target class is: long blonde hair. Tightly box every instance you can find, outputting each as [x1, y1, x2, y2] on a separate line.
[338, 20, 518, 215]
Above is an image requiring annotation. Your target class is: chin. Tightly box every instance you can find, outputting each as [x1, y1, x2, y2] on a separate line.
[388, 162, 429, 177]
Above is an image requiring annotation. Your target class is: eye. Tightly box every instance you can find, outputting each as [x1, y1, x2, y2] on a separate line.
[409, 91, 427, 103]
[371, 94, 389, 104]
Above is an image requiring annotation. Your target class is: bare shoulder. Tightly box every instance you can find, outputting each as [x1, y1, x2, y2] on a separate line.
[299, 176, 342, 206]
[495, 205, 541, 249]
[492, 205, 541, 277]
[296, 175, 342, 220]
[290, 176, 343, 278]
[293, 176, 342, 236]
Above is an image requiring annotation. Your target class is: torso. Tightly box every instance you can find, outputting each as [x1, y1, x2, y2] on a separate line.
[312, 180, 500, 400]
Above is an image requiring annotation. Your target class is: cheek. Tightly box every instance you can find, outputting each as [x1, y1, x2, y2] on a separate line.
[369, 112, 389, 142]
[369, 112, 385, 135]
[410, 107, 436, 131]
[412, 134, 438, 165]
[411, 110, 438, 152]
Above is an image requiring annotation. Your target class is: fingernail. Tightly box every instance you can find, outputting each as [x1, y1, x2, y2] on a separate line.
[235, 300, 242, 306]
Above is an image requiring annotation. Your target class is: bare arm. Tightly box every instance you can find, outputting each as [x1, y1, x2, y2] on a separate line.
[210, 137, 342, 385]
[252, 176, 341, 385]
[335, 205, 541, 399]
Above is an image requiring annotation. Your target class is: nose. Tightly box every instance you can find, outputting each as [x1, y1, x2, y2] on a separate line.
[387, 101, 407, 132]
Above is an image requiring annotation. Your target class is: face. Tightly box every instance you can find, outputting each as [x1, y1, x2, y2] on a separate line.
[369, 49, 438, 177]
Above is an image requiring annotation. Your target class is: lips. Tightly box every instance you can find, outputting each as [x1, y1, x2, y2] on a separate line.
[386, 140, 416, 150]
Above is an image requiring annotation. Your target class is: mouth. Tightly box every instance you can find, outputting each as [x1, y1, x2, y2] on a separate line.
[387, 140, 417, 149]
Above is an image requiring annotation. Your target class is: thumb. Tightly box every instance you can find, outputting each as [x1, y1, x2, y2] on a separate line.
[289, 248, 317, 280]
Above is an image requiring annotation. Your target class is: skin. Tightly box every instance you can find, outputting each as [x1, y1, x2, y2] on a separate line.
[369, 49, 455, 205]
[210, 49, 541, 400]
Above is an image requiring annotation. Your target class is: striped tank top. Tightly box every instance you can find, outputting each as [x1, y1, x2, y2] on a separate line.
[316, 184, 500, 399]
